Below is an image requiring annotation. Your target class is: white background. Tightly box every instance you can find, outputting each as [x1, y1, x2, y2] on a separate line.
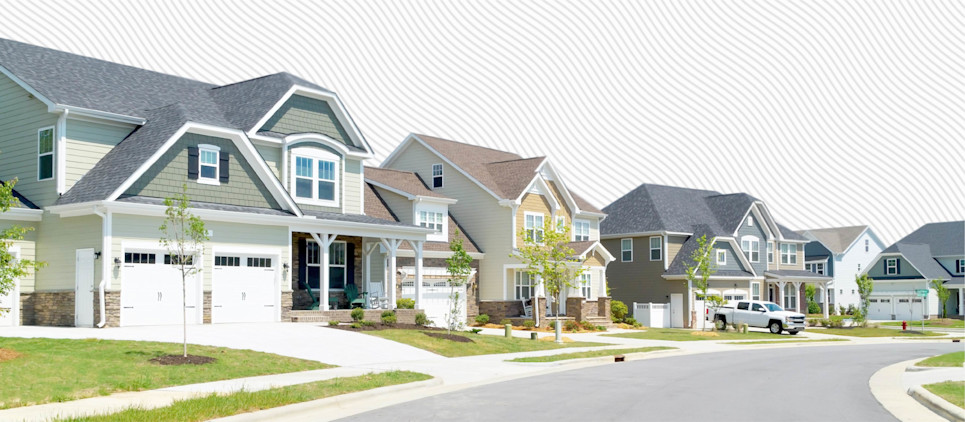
[2, 0, 962, 243]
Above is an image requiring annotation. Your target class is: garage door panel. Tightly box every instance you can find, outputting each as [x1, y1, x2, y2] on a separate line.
[212, 254, 276, 324]
[121, 251, 201, 327]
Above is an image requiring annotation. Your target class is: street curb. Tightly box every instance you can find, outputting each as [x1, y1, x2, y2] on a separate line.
[869, 358, 947, 422]
[507, 348, 684, 367]
[908, 385, 965, 422]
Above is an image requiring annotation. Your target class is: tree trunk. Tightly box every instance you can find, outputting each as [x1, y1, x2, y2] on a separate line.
[183, 273, 187, 357]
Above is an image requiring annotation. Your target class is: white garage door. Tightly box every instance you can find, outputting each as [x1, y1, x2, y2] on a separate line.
[895, 298, 924, 321]
[868, 298, 893, 320]
[402, 277, 466, 328]
[212, 254, 277, 323]
[121, 251, 201, 326]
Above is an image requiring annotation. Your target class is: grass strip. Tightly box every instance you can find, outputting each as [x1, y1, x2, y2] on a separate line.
[365, 329, 606, 357]
[818, 328, 944, 338]
[917, 351, 964, 368]
[0, 337, 330, 409]
[723, 339, 850, 345]
[58, 371, 431, 422]
[604, 329, 784, 342]
[923, 381, 964, 409]
[508, 347, 674, 362]
[880, 319, 964, 329]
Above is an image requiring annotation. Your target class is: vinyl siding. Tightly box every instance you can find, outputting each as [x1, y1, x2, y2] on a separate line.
[736, 216, 767, 274]
[64, 119, 135, 191]
[0, 74, 59, 207]
[713, 241, 745, 272]
[867, 255, 923, 279]
[375, 188, 413, 225]
[546, 181, 572, 227]
[517, 193, 552, 245]
[288, 145, 363, 215]
[124, 133, 281, 210]
[260, 95, 352, 146]
[666, 235, 686, 264]
[603, 236, 682, 307]
[833, 232, 885, 308]
[0, 220, 38, 292]
[936, 257, 965, 275]
[583, 251, 606, 268]
[34, 213, 102, 291]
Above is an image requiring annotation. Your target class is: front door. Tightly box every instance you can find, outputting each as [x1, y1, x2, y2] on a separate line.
[671, 293, 683, 328]
[75, 248, 95, 327]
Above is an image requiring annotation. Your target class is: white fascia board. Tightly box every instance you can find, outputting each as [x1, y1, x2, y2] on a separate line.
[577, 241, 615, 263]
[662, 274, 764, 281]
[804, 257, 829, 263]
[290, 220, 432, 241]
[515, 176, 561, 211]
[600, 231, 693, 240]
[395, 249, 485, 259]
[389, 134, 506, 203]
[413, 196, 458, 205]
[731, 202, 775, 239]
[755, 202, 783, 240]
[286, 133, 373, 160]
[538, 160, 580, 212]
[0, 64, 56, 108]
[0, 208, 43, 221]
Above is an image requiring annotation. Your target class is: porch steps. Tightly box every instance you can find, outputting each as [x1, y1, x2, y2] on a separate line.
[584, 316, 614, 329]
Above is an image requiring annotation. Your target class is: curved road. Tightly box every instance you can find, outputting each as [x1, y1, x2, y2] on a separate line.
[345, 343, 960, 421]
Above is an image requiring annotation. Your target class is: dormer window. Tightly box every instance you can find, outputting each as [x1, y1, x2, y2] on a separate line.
[416, 205, 448, 242]
[419, 211, 444, 232]
[956, 259, 964, 273]
[885, 258, 898, 275]
[747, 216, 754, 226]
[291, 147, 339, 207]
[432, 164, 443, 188]
[198, 144, 220, 184]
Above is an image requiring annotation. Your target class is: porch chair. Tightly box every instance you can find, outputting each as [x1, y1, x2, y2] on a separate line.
[522, 298, 533, 318]
[345, 284, 367, 309]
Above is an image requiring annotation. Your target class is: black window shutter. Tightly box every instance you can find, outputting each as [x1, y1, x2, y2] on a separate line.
[187, 146, 199, 180]
[896, 259, 900, 274]
[298, 238, 307, 290]
[347, 242, 356, 286]
[219, 152, 230, 183]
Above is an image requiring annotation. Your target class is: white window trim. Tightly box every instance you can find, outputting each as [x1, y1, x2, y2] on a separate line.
[524, 212, 545, 243]
[306, 239, 347, 291]
[751, 282, 761, 301]
[290, 147, 340, 208]
[573, 219, 590, 242]
[555, 215, 566, 232]
[780, 243, 797, 265]
[197, 144, 221, 186]
[431, 163, 443, 189]
[956, 259, 965, 274]
[649, 236, 662, 261]
[716, 249, 726, 265]
[621, 238, 633, 262]
[579, 273, 592, 299]
[747, 216, 754, 226]
[885, 258, 898, 275]
[37, 126, 55, 181]
[741, 235, 760, 263]
[767, 242, 774, 263]
[515, 271, 534, 300]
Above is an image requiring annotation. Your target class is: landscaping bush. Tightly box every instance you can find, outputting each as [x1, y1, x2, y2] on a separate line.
[548, 321, 556, 329]
[808, 301, 821, 314]
[838, 305, 847, 316]
[351, 307, 365, 322]
[580, 320, 596, 331]
[499, 318, 512, 326]
[611, 300, 628, 323]
[596, 325, 607, 331]
[523, 320, 535, 330]
[350, 322, 362, 329]
[564, 320, 580, 331]
[846, 304, 856, 316]
[624, 317, 638, 326]
[328, 320, 339, 326]
[361, 320, 376, 327]
[396, 298, 415, 309]
[381, 311, 397, 325]
[415, 312, 429, 326]
[475, 314, 490, 325]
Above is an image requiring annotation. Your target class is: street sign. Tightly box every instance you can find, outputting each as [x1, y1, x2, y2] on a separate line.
[915, 289, 929, 297]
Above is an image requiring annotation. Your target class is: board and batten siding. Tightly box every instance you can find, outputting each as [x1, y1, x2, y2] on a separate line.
[64, 119, 135, 191]
[0, 73, 59, 207]
[34, 213, 102, 291]
[124, 133, 281, 210]
[0, 221, 38, 292]
[385, 140, 512, 300]
[260, 95, 352, 146]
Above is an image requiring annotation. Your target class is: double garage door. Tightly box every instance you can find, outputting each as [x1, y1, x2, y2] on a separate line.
[867, 297, 923, 320]
[121, 250, 277, 326]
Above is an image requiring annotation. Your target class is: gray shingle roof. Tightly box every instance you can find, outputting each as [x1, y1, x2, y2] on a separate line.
[884, 221, 964, 257]
[666, 224, 716, 275]
[301, 209, 421, 228]
[763, 270, 831, 280]
[116, 196, 294, 216]
[797, 225, 868, 253]
[777, 223, 808, 241]
[210, 72, 333, 133]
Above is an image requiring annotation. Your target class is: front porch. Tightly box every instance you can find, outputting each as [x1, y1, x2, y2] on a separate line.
[763, 270, 833, 318]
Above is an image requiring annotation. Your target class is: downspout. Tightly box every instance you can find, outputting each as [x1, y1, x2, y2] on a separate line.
[56, 109, 69, 195]
[93, 207, 111, 328]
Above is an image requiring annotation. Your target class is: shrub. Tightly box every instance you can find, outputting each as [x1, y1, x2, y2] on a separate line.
[548, 321, 556, 329]
[580, 320, 596, 331]
[349, 322, 362, 329]
[846, 304, 856, 316]
[396, 298, 415, 309]
[596, 325, 607, 331]
[415, 312, 429, 326]
[499, 318, 512, 326]
[807, 301, 821, 314]
[328, 320, 339, 326]
[564, 320, 580, 331]
[624, 317, 638, 326]
[475, 314, 490, 325]
[350, 307, 365, 322]
[469, 328, 482, 334]
[828, 318, 844, 328]
[361, 320, 376, 327]
[611, 300, 628, 322]
[381, 311, 397, 325]
[523, 320, 535, 330]
[838, 305, 847, 316]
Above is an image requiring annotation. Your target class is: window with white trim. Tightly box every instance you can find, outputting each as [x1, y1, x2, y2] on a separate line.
[649, 236, 662, 261]
[955, 259, 965, 274]
[621, 238, 633, 262]
[573, 220, 590, 241]
[716, 249, 726, 265]
[306, 240, 347, 289]
[885, 258, 898, 275]
[741, 236, 760, 263]
[419, 211, 444, 233]
[524, 213, 544, 243]
[780, 243, 797, 264]
[515, 271, 534, 300]
[37, 127, 54, 180]
[783, 284, 798, 310]
[555, 216, 566, 232]
[198, 144, 220, 184]
[767, 242, 774, 263]
[747, 216, 754, 226]
[805, 262, 825, 275]
[431, 163, 443, 188]
[751, 282, 760, 301]
[291, 148, 339, 206]
[579, 273, 592, 299]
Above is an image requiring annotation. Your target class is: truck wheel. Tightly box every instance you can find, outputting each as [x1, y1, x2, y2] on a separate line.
[769, 321, 782, 334]
[788, 330, 799, 335]
[715, 317, 726, 331]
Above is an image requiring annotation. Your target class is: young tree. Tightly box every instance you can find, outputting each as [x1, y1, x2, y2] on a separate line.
[930, 279, 949, 319]
[445, 229, 473, 335]
[159, 185, 209, 357]
[0, 179, 45, 316]
[854, 274, 874, 326]
[805, 284, 821, 314]
[516, 220, 585, 344]
[685, 235, 717, 331]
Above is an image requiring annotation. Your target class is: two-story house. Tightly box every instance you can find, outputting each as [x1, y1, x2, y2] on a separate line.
[0, 38, 439, 327]
[863, 221, 964, 320]
[381, 134, 614, 325]
[601, 184, 829, 329]
[796, 225, 886, 313]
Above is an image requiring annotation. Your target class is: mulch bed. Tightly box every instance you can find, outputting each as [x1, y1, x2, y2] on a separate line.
[150, 354, 217, 366]
[0, 348, 21, 363]
[423, 332, 474, 343]
[327, 322, 441, 332]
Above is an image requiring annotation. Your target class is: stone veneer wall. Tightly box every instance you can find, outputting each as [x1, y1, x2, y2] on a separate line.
[565, 296, 612, 322]
[281, 291, 293, 322]
[91, 291, 121, 327]
[21, 291, 74, 326]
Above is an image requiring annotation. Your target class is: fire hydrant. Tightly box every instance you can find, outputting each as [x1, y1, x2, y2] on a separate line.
[902, 320, 907, 330]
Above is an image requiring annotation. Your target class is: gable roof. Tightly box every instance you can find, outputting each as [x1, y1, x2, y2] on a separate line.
[209, 72, 334, 133]
[797, 225, 869, 255]
[364, 167, 448, 199]
[486, 157, 547, 200]
[10, 189, 38, 209]
[884, 221, 964, 257]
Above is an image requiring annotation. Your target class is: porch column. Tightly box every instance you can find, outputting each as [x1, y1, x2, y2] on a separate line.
[776, 281, 787, 308]
[821, 282, 830, 319]
[958, 288, 963, 316]
[412, 240, 424, 310]
[311, 233, 337, 311]
[792, 281, 802, 312]
[380, 238, 403, 309]
[363, 242, 378, 306]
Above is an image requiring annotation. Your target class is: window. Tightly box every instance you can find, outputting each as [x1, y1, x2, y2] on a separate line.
[885, 258, 898, 275]
[780, 243, 797, 264]
[247, 257, 272, 268]
[419, 211, 444, 233]
[767, 243, 774, 263]
[198, 144, 220, 183]
[306, 242, 320, 265]
[524, 213, 544, 242]
[164, 254, 194, 265]
[737, 302, 749, 310]
[956, 259, 965, 273]
[716, 249, 726, 265]
[751, 282, 760, 301]
[747, 216, 754, 226]
[857, 263, 861, 272]
[37, 127, 54, 180]
[865, 239, 869, 252]
[515, 271, 534, 300]
[573, 220, 590, 241]
[784, 284, 798, 310]
[556, 216, 566, 232]
[215, 256, 240, 267]
[741, 236, 760, 263]
[431, 164, 443, 188]
[806, 262, 825, 275]
[621, 238, 633, 262]
[579, 273, 592, 299]
[291, 149, 339, 206]
[751, 303, 764, 312]
[306, 240, 347, 290]
[650, 236, 662, 261]
[124, 252, 155, 264]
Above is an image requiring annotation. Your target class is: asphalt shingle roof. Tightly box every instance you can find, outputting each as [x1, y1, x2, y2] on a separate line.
[763, 270, 831, 280]
[797, 225, 868, 254]
[116, 196, 294, 216]
[364, 167, 448, 199]
[884, 221, 964, 257]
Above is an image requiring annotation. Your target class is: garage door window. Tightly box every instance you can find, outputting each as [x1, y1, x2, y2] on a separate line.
[215, 256, 240, 267]
[164, 255, 194, 265]
[248, 257, 272, 268]
[125, 253, 156, 264]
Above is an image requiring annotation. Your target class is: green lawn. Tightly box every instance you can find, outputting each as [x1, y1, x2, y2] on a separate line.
[724, 339, 850, 345]
[58, 371, 430, 422]
[923, 381, 964, 409]
[508, 347, 674, 363]
[0, 337, 330, 409]
[881, 319, 965, 329]
[818, 327, 945, 337]
[604, 329, 786, 342]
[365, 330, 606, 357]
[918, 351, 965, 368]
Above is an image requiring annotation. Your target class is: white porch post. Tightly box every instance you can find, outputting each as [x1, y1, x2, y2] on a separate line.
[792, 282, 802, 311]
[363, 243, 377, 290]
[311, 233, 336, 311]
[821, 282, 830, 319]
[380, 238, 403, 309]
[412, 240, 424, 310]
[958, 288, 963, 316]
[776, 281, 787, 309]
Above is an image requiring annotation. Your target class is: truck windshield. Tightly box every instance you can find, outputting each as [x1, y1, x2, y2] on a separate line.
[765, 303, 784, 312]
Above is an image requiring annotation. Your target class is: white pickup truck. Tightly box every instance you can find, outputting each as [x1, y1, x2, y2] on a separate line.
[712, 300, 806, 335]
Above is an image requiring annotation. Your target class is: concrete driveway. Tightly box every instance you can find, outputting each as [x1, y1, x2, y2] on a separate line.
[0, 323, 443, 366]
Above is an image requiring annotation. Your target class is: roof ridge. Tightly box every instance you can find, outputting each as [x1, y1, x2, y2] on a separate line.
[414, 133, 523, 157]
[486, 156, 545, 165]
[209, 73, 285, 91]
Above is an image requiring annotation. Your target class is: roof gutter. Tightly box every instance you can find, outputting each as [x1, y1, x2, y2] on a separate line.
[52, 105, 146, 125]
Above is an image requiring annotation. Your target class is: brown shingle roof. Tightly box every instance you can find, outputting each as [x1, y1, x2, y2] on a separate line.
[566, 240, 599, 256]
[570, 191, 603, 214]
[364, 167, 449, 199]
[485, 157, 546, 200]
[363, 184, 399, 223]
[399, 213, 483, 254]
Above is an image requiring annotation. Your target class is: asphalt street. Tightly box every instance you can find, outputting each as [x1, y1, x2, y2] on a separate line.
[345, 342, 961, 422]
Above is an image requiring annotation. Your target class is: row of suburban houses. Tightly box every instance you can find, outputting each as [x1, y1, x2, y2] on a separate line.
[0, 39, 961, 329]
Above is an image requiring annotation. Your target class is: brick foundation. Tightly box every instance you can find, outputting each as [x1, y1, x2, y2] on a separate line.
[565, 296, 611, 322]
[478, 300, 525, 323]
[21, 291, 74, 326]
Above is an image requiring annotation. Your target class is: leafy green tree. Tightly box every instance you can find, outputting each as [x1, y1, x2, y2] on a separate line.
[516, 220, 585, 343]
[854, 274, 874, 326]
[930, 279, 949, 319]
[0, 179, 45, 317]
[159, 185, 209, 357]
[445, 229, 473, 335]
[686, 235, 717, 330]
[805, 284, 821, 314]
